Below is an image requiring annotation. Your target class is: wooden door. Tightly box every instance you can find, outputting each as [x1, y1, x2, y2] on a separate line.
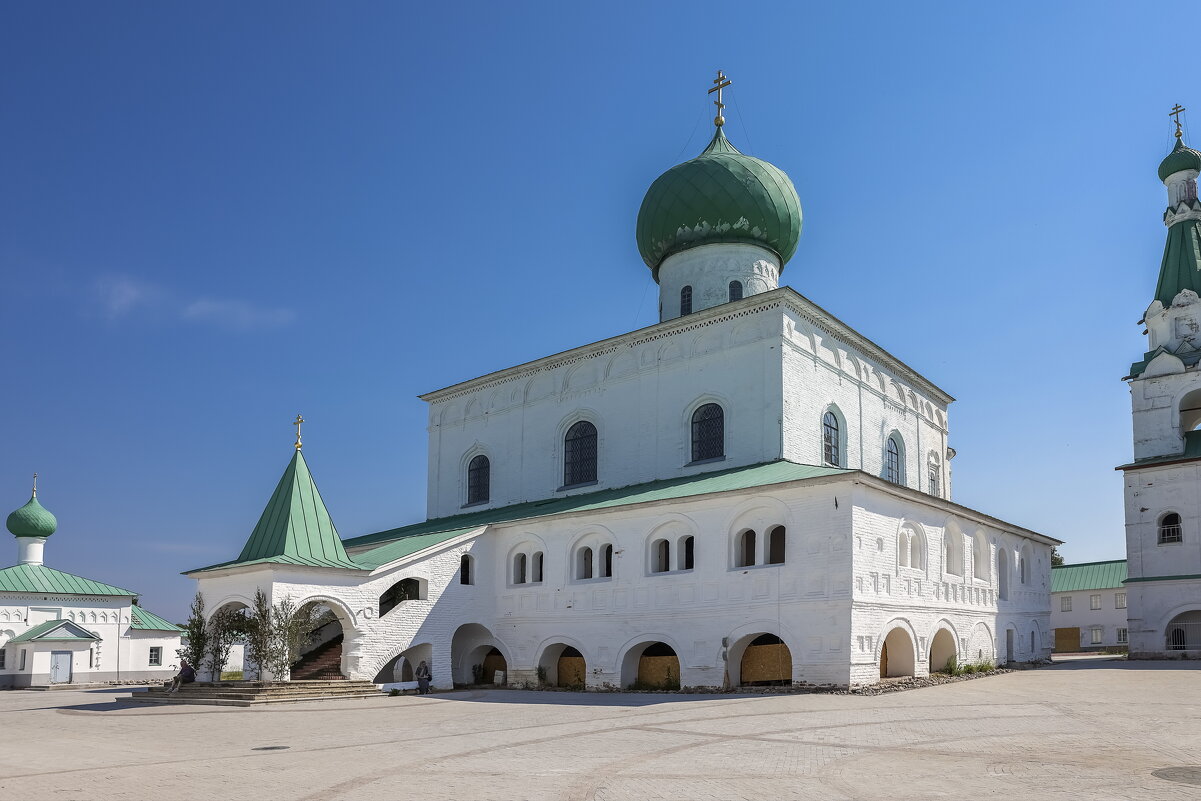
[1054, 628, 1080, 653]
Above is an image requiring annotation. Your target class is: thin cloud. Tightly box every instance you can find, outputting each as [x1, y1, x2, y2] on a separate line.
[90, 275, 295, 332]
[183, 298, 296, 331]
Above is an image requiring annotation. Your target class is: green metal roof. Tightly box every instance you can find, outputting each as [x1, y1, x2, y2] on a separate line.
[1051, 560, 1127, 592]
[130, 606, 184, 633]
[1153, 218, 1201, 308]
[8, 619, 100, 643]
[190, 450, 359, 574]
[1159, 137, 1201, 182]
[636, 127, 802, 275]
[0, 563, 135, 596]
[1116, 430, 1201, 469]
[6, 494, 57, 538]
[347, 460, 850, 568]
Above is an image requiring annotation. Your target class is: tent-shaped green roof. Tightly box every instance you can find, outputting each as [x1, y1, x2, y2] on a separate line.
[206, 450, 358, 572]
[130, 606, 184, 633]
[9, 619, 100, 643]
[1153, 218, 1201, 308]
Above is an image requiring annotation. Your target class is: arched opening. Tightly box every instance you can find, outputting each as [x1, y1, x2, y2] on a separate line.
[680, 285, 693, 316]
[514, 553, 528, 584]
[822, 409, 842, 467]
[767, 526, 786, 564]
[736, 529, 756, 567]
[379, 578, 423, 617]
[460, 554, 473, 585]
[690, 403, 724, 462]
[1159, 512, 1183, 544]
[466, 454, 490, 505]
[884, 435, 904, 484]
[601, 544, 613, 577]
[1019, 544, 1032, 584]
[371, 642, 430, 685]
[728, 280, 743, 302]
[206, 600, 251, 679]
[538, 643, 587, 688]
[997, 548, 1010, 600]
[291, 601, 347, 681]
[879, 626, 916, 679]
[451, 623, 508, 686]
[622, 641, 680, 690]
[577, 546, 594, 579]
[532, 551, 544, 582]
[738, 634, 792, 686]
[929, 628, 957, 673]
[1179, 388, 1201, 432]
[679, 535, 695, 570]
[972, 533, 989, 582]
[652, 539, 670, 573]
[564, 420, 598, 487]
[1165, 610, 1201, 651]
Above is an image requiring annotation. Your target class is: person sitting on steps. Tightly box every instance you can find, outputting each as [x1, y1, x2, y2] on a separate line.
[167, 659, 196, 693]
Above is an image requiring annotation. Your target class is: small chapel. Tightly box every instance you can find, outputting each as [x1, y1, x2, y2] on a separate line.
[1119, 105, 1201, 657]
[187, 75, 1056, 689]
[0, 478, 182, 688]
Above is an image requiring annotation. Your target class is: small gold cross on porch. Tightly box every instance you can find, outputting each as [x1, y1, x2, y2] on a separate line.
[1171, 104, 1187, 138]
[293, 414, 305, 450]
[708, 70, 732, 128]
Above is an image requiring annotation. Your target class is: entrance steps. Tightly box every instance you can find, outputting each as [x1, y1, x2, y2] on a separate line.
[124, 679, 383, 707]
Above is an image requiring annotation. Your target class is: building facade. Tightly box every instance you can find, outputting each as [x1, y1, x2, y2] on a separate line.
[0, 484, 182, 688]
[1120, 124, 1201, 657]
[1050, 560, 1128, 652]
[188, 95, 1055, 689]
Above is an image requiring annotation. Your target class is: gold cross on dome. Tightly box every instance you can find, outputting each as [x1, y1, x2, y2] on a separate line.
[708, 70, 732, 128]
[293, 414, 304, 450]
[31, 472, 37, 498]
[1171, 104, 1187, 138]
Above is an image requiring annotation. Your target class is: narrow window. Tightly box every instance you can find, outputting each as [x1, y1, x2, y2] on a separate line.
[460, 554, 473, 585]
[767, 526, 786, 564]
[1061, 595, 1072, 612]
[1159, 512, 1183, 544]
[1117, 627, 1128, 644]
[0, 649, 6, 669]
[601, 544, 613, 578]
[885, 437, 902, 484]
[691, 403, 725, 462]
[149, 647, 162, 667]
[822, 412, 840, 466]
[514, 553, 528, 584]
[1090, 594, 1102, 611]
[467, 454, 490, 505]
[564, 421, 598, 487]
[728, 280, 743, 302]
[1115, 592, 1126, 609]
[682, 535, 695, 570]
[19, 650, 26, 671]
[653, 539, 670, 573]
[532, 552, 544, 583]
[680, 285, 693, 315]
[928, 462, 940, 497]
[738, 530, 757, 567]
[578, 547, 594, 580]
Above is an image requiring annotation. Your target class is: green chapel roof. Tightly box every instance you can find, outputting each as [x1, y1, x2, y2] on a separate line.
[636, 127, 802, 276]
[1153, 218, 1201, 308]
[187, 449, 359, 574]
[1159, 137, 1201, 182]
[0, 563, 136, 596]
[1051, 560, 1127, 593]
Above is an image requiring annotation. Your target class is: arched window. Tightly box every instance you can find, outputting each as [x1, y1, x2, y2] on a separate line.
[379, 578, 422, 616]
[1019, 547, 1031, 584]
[767, 526, 786, 565]
[652, 539, 670, 573]
[973, 534, 989, 582]
[680, 535, 695, 570]
[691, 403, 725, 462]
[944, 532, 963, 576]
[577, 547, 594, 580]
[1159, 512, 1183, 544]
[729, 280, 743, 302]
[460, 554, 473, 585]
[680, 285, 693, 315]
[514, 553, 528, 584]
[909, 530, 924, 569]
[884, 436, 903, 484]
[927, 453, 941, 498]
[532, 551, 544, 583]
[564, 421, 598, 487]
[822, 411, 841, 467]
[601, 544, 614, 577]
[467, 454, 490, 505]
[737, 530, 757, 567]
[997, 548, 1010, 600]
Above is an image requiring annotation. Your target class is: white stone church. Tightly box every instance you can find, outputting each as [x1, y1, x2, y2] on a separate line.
[1120, 120, 1201, 657]
[187, 93, 1055, 689]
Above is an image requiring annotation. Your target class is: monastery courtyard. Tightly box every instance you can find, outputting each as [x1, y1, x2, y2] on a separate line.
[1, 659, 1199, 800]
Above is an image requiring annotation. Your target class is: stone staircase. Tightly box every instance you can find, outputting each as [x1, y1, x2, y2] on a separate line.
[125, 679, 382, 707]
[290, 634, 345, 681]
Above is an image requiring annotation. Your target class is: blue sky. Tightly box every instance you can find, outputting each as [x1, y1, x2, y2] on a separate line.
[0, 2, 1189, 620]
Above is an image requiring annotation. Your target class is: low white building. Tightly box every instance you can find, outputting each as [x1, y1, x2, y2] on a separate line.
[187, 91, 1056, 689]
[0, 483, 182, 688]
[1050, 560, 1128, 652]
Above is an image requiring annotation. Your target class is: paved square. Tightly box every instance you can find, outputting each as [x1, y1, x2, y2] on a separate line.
[1, 659, 1199, 800]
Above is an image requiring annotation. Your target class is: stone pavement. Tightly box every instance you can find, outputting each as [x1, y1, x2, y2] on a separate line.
[1, 659, 1199, 800]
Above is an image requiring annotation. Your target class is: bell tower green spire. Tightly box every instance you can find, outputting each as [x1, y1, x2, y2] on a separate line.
[1153, 107, 1201, 307]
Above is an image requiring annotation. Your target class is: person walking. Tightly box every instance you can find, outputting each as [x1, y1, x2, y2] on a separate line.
[415, 660, 431, 695]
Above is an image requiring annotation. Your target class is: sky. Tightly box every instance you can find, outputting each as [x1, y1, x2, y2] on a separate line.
[0, 2, 1191, 621]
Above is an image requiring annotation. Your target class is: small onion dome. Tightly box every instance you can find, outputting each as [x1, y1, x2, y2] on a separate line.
[6, 495, 57, 538]
[636, 128, 802, 277]
[1159, 136, 1201, 182]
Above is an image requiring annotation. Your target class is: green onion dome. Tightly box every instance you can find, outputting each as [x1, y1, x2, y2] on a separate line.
[1159, 136, 1201, 182]
[6, 494, 57, 538]
[636, 128, 802, 276]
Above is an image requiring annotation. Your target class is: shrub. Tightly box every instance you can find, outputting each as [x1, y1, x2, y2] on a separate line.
[388, 688, 401, 697]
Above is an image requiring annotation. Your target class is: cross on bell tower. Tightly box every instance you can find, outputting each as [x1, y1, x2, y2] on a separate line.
[708, 70, 732, 128]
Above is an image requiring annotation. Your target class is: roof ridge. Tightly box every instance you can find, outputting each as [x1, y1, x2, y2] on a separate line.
[1053, 559, 1127, 568]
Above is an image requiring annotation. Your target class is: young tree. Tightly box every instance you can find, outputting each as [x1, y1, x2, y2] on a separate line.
[176, 592, 208, 671]
[243, 588, 274, 681]
[267, 596, 316, 680]
[204, 605, 245, 680]
[1051, 546, 1065, 567]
